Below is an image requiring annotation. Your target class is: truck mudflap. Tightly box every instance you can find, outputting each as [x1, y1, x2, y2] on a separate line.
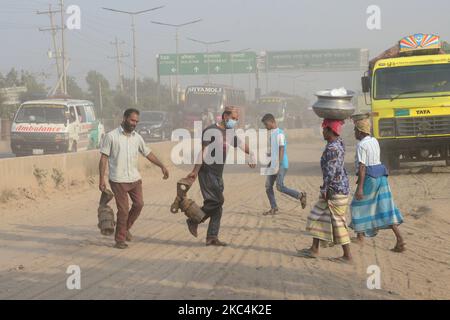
[379, 136, 450, 168]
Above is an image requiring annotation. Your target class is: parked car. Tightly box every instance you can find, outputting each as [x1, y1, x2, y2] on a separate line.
[136, 111, 173, 141]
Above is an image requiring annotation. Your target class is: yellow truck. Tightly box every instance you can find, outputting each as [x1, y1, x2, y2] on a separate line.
[362, 34, 450, 169]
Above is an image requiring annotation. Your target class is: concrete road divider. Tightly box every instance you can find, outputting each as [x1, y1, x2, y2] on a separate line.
[0, 140, 11, 153]
[0, 130, 315, 196]
[0, 141, 176, 193]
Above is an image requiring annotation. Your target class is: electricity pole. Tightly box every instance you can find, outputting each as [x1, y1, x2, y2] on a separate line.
[37, 4, 62, 94]
[131, 14, 137, 104]
[151, 19, 202, 104]
[99, 81, 103, 117]
[102, 6, 165, 105]
[60, 0, 67, 95]
[108, 37, 129, 92]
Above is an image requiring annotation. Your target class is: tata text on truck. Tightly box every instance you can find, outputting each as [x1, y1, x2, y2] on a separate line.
[183, 85, 247, 130]
[10, 99, 105, 156]
[362, 33, 450, 169]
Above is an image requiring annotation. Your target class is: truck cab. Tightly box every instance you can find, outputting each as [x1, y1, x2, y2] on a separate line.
[363, 34, 450, 168]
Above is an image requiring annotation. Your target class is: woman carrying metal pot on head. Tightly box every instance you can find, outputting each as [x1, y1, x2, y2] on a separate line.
[298, 119, 353, 263]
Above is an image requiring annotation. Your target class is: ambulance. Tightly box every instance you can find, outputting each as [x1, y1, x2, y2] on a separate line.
[10, 99, 105, 156]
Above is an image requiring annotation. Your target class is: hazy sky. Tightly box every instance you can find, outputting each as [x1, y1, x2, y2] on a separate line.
[1, 0, 450, 101]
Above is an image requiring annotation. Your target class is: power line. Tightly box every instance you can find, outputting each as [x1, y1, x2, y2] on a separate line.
[108, 37, 129, 92]
[187, 37, 231, 83]
[122, 61, 150, 78]
[102, 5, 165, 105]
[59, 0, 68, 95]
[37, 3, 62, 94]
[70, 30, 112, 52]
[151, 19, 202, 104]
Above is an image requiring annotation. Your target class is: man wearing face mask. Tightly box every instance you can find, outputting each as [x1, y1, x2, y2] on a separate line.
[99, 108, 170, 249]
[186, 108, 256, 246]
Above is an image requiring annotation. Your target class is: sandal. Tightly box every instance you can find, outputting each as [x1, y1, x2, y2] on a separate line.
[114, 241, 128, 249]
[296, 248, 317, 259]
[206, 238, 227, 246]
[328, 256, 353, 264]
[263, 208, 279, 216]
[391, 242, 406, 253]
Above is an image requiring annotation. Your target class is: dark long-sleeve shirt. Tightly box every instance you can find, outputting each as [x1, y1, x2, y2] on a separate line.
[320, 137, 350, 195]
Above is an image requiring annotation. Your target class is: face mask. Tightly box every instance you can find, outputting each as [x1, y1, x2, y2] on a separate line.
[225, 119, 238, 129]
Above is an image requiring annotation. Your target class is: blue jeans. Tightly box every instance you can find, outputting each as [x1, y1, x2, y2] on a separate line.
[265, 167, 301, 209]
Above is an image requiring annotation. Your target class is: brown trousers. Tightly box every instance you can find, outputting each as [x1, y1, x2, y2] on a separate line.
[109, 180, 144, 243]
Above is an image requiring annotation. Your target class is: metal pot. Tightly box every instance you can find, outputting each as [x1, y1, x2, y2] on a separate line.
[312, 90, 356, 120]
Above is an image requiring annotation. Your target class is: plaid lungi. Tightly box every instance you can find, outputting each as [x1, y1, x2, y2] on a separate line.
[306, 194, 351, 245]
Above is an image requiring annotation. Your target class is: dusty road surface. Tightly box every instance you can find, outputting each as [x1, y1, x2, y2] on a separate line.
[0, 139, 449, 300]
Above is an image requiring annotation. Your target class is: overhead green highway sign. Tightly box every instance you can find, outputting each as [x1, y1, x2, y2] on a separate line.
[157, 52, 257, 76]
[264, 48, 369, 72]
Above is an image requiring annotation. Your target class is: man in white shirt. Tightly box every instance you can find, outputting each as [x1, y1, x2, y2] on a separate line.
[99, 108, 169, 249]
[261, 113, 307, 215]
[350, 117, 405, 252]
[354, 134, 381, 176]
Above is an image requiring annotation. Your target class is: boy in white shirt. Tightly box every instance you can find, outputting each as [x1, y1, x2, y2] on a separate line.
[261, 113, 307, 215]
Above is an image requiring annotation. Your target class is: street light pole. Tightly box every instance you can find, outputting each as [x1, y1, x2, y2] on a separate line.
[151, 19, 202, 104]
[103, 6, 165, 105]
[175, 27, 179, 100]
[187, 38, 230, 85]
[131, 14, 138, 104]
[248, 60, 252, 100]
[206, 44, 210, 84]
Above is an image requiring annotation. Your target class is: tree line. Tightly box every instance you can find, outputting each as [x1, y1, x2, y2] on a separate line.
[0, 68, 174, 120]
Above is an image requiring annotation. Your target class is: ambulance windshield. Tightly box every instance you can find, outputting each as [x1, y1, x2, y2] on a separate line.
[15, 104, 67, 124]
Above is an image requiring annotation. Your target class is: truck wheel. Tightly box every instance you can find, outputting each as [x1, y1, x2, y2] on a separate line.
[390, 154, 400, 170]
[381, 151, 390, 169]
[381, 150, 400, 171]
[391, 154, 400, 170]
[15, 152, 27, 157]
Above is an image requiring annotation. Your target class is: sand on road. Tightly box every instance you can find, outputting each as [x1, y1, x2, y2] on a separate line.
[0, 140, 449, 299]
